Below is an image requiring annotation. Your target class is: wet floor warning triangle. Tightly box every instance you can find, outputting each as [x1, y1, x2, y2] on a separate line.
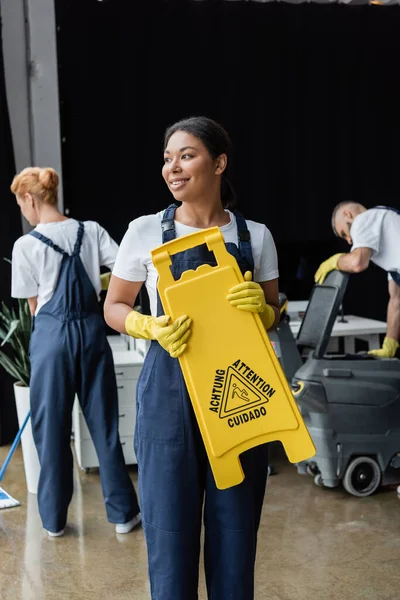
[220, 367, 268, 418]
[152, 227, 316, 490]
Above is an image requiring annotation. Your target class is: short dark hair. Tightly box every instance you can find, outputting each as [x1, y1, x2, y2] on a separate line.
[331, 201, 352, 236]
[164, 116, 237, 209]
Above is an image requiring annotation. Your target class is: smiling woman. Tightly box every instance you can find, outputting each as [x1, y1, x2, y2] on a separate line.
[162, 116, 236, 214]
[104, 115, 279, 600]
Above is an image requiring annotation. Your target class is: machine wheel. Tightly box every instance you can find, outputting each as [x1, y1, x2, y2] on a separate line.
[342, 457, 381, 497]
[306, 462, 319, 476]
[314, 473, 324, 487]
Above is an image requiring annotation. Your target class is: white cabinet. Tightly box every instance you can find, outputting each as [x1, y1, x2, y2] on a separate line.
[73, 341, 145, 470]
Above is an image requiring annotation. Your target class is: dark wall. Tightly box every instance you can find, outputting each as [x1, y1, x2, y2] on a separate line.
[55, 0, 400, 320]
[0, 11, 22, 444]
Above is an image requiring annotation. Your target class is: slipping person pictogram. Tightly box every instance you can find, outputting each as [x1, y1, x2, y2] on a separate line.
[232, 383, 250, 402]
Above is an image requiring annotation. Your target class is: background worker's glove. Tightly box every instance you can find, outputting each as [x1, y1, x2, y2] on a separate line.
[100, 272, 112, 290]
[368, 336, 399, 358]
[227, 271, 275, 330]
[314, 254, 345, 285]
[125, 311, 191, 358]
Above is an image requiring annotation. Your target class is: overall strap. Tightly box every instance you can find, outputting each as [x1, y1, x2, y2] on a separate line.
[161, 204, 178, 243]
[374, 205, 400, 216]
[73, 221, 85, 256]
[29, 230, 69, 256]
[233, 210, 254, 272]
[161, 204, 255, 271]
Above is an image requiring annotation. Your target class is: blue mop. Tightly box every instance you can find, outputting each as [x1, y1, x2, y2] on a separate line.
[0, 411, 31, 509]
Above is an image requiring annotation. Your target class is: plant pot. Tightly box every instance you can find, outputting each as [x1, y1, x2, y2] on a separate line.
[13, 383, 40, 494]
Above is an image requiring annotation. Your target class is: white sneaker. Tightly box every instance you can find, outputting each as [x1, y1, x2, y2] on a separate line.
[397, 485, 400, 495]
[47, 529, 65, 537]
[115, 513, 141, 534]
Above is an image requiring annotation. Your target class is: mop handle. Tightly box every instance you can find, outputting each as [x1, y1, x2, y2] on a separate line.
[0, 411, 31, 482]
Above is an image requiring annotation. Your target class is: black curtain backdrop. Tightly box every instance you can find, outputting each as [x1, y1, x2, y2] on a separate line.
[0, 12, 21, 444]
[55, 0, 400, 322]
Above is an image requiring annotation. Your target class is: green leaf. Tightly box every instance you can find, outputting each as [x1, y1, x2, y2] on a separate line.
[13, 353, 29, 379]
[0, 322, 20, 354]
[0, 261, 30, 385]
[0, 320, 20, 347]
[0, 301, 13, 324]
[0, 299, 31, 384]
[13, 336, 30, 377]
[0, 350, 24, 383]
[18, 299, 31, 349]
[1, 350, 29, 386]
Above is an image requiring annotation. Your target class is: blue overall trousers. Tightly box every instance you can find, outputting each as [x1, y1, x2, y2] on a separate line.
[135, 205, 269, 600]
[29, 222, 139, 533]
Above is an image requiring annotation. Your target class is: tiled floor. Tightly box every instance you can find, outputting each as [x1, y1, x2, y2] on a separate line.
[1, 444, 400, 600]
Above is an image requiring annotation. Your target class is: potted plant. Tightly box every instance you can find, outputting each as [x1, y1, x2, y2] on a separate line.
[0, 295, 40, 494]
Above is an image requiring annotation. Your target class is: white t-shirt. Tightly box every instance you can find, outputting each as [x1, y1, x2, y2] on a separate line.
[12, 219, 118, 314]
[113, 210, 279, 316]
[350, 208, 400, 278]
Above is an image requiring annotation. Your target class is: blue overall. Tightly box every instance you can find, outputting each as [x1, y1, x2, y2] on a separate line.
[374, 206, 400, 286]
[29, 222, 139, 533]
[135, 205, 269, 600]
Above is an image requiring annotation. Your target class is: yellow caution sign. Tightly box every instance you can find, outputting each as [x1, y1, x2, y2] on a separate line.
[151, 227, 315, 489]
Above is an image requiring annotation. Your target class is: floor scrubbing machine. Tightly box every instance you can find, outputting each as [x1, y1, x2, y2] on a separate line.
[278, 271, 400, 497]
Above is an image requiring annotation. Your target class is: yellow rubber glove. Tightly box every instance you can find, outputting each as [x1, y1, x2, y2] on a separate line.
[125, 311, 191, 358]
[227, 271, 275, 330]
[368, 336, 399, 358]
[100, 272, 112, 290]
[314, 253, 345, 285]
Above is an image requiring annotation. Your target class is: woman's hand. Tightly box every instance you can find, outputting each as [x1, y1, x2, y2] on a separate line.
[227, 272, 276, 330]
[151, 314, 192, 358]
[124, 309, 192, 359]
